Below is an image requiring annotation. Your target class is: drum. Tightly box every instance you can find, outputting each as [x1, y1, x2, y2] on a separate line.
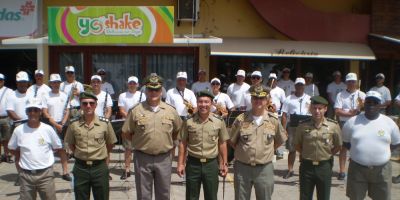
[289, 114, 311, 127]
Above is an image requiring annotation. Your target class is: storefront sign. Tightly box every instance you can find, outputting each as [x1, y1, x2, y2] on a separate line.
[48, 6, 174, 44]
[273, 49, 319, 56]
[0, 0, 39, 37]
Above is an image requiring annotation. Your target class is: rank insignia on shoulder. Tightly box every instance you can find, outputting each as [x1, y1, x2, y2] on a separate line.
[326, 118, 338, 124]
[212, 113, 223, 120]
[99, 116, 109, 122]
[69, 117, 79, 123]
[268, 112, 278, 119]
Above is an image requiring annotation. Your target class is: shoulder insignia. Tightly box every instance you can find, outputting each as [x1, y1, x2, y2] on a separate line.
[236, 113, 245, 122]
[326, 118, 338, 124]
[69, 117, 80, 123]
[212, 113, 224, 121]
[267, 112, 279, 119]
[164, 102, 176, 109]
[99, 116, 110, 123]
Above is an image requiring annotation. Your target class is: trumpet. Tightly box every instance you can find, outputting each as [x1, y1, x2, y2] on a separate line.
[214, 102, 229, 117]
[183, 99, 195, 116]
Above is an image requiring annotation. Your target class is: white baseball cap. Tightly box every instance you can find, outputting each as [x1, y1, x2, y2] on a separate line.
[251, 71, 262, 77]
[375, 73, 385, 79]
[97, 68, 106, 73]
[295, 77, 306, 85]
[305, 72, 313, 78]
[128, 76, 138, 83]
[26, 98, 42, 109]
[198, 69, 206, 73]
[176, 71, 187, 79]
[65, 66, 75, 73]
[333, 71, 341, 76]
[0, 73, 4, 80]
[16, 71, 29, 82]
[345, 73, 357, 81]
[268, 73, 277, 79]
[210, 77, 221, 84]
[91, 75, 102, 82]
[49, 74, 62, 82]
[35, 69, 44, 75]
[236, 69, 246, 77]
[365, 90, 382, 103]
[282, 67, 291, 72]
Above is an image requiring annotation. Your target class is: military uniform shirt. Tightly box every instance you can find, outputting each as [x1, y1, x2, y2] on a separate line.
[295, 118, 342, 161]
[179, 113, 229, 159]
[65, 116, 117, 161]
[230, 111, 287, 165]
[122, 101, 182, 155]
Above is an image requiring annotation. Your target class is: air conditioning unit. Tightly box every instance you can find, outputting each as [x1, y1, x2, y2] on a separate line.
[177, 0, 199, 26]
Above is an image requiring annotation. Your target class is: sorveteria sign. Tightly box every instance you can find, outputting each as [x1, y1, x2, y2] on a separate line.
[48, 6, 174, 44]
[273, 49, 319, 56]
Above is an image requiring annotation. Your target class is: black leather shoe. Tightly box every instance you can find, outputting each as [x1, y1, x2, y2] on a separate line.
[62, 174, 72, 181]
[14, 177, 20, 186]
[338, 172, 346, 180]
[120, 171, 131, 180]
[283, 170, 294, 179]
[392, 175, 400, 184]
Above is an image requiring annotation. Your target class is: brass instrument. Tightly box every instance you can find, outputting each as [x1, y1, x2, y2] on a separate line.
[183, 99, 195, 115]
[357, 80, 364, 111]
[214, 102, 229, 117]
[266, 79, 276, 113]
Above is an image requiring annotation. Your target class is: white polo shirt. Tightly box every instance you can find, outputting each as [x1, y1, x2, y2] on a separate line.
[270, 86, 286, 111]
[42, 91, 69, 122]
[60, 81, 84, 107]
[166, 88, 197, 117]
[370, 85, 391, 103]
[334, 90, 366, 122]
[0, 86, 13, 116]
[277, 79, 295, 97]
[304, 84, 320, 97]
[281, 93, 311, 119]
[101, 82, 115, 95]
[6, 90, 33, 121]
[118, 90, 146, 113]
[342, 114, 400, 166]
[326, 81, 346, 103]
[95, 91, 113, 117]
[8, 122, 62, 170]
[27, 84, 51, 99]
[211, 92, 234, 112]
[191, 81, 211, 94]
[227, 82, 250, 108]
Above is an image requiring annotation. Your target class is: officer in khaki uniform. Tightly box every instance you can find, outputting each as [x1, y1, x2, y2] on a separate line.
[65, 91, 117, 200]
[295, 96, 342, 200]
[230, 85, 287, 200]
[177, 90, 229, 200]
[122, 75, 182, 200]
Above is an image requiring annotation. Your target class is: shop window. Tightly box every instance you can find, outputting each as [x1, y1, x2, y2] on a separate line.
[92, 53, 141, 95]
[59, 53, 84, 82]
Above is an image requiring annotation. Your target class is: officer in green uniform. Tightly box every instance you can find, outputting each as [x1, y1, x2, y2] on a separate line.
[177, 90, 229, 200]
[295, 96, 342, 200]
[122, 75, 182, 200]
[64, 91, 117, 200]
[230, 85, 287, 200]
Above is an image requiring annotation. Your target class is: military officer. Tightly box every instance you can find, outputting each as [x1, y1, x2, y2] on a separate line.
[64, 91, 117, 200]
[230, 85, 287, 200]
[295, 96, 342, 200]
[122, 75, 182, 200]
[177, 90, 229, 200]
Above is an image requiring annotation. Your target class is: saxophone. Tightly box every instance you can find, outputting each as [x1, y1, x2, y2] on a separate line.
[214, 101, 229, 117]
[183, 99, 195, 115]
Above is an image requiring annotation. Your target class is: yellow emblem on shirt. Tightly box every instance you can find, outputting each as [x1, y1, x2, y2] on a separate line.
[377, 130, 385, 136]
[38, 137, 45, 145]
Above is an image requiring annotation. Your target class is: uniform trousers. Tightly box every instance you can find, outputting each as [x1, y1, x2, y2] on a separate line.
[19, 166, 56, 200]
[134, 150, 172, 200]
[185, 156, 219, 200]
[346, 160, 392, 200]
[73, 159, 109, 200]
[0, 117, 10, 141]
[299, 159, 333, 200]
[234, 161, 274, 200]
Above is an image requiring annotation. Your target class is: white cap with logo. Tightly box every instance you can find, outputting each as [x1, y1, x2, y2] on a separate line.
[251, 71, 262, 77]
[91, 75, 102, 82]
[26, 98, 42, 109]
[65, 66, 75, 73]
[236, 69, 246, 77]
[375, 73, 385, 79]
[295, 77, 306, 85]
[176, 71, 187, 79]
[210, 77, 221, 84]
[35, 69, 44, 75]
[365, 90, 382, 103]
[128, 76, 139, 83]
[268, 73, 277, 79]
[345, 73, 358, 81]
[49, 74, 62, 82]
[16, 71, 29, 82]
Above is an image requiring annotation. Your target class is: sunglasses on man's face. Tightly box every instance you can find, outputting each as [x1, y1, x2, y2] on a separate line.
[66, 72, 74, 74]
[81, 101, 96, 107]
[27, 108, 41, 113]
[251, 76, 261, 80]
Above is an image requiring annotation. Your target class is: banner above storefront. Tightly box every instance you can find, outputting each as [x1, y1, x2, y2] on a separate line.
[0, 0, 40, 37]
[48, 6, 174, 44]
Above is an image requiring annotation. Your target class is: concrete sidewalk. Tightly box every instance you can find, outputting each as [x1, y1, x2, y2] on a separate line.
[0, 146, 399, 200]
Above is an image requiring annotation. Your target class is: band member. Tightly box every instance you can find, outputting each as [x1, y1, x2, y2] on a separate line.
[97, 68, 115, 99]
[26, 69, 51, 98]
[241, 71, 263, 111]
[326, 71, 346, 119]
[42, 73, 72, 181]
[230, 85, 287, 200]
[227, 69, 250, 110]
[277, 67, 295, 97]
[267, 73, 286, 114]
[8, 98, 62, 199]
[65, 91, 117, 200]
[122, 75, 182, 200]
[90, 75, 113, 119]
[0, 73, 14, 163]
[60, 66, 84, 119]
[210, 78, 234, 118]
[118, 76, 145, 180]
[304, 72, 320, 97]
[281, 78, 311, 179]
[191, 69, 211, 94]
[370, 73, 391, 114]
[166, 71, 197, 120]
[177, 90, 229, 200]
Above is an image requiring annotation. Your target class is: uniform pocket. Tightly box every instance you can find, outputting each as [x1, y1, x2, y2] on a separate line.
[240, 131, 253, 144]
[264, 131, 275, 145]
[162, 119, 173, 132]
[94, 133, 105, 146]
[208, 130, 219, 143]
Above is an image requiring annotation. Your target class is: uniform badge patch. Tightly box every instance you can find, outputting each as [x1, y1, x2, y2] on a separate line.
[377, 130, 385, 136]
[38, 137, 45, 145]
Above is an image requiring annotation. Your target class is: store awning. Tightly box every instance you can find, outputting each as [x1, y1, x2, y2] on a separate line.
[369, 33, 400, 45]
[1, 36, 48, 45]
[210, 38, 376, 60]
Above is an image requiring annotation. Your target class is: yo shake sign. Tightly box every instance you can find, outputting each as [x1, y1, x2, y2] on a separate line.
[0, 0, 38, 37]
[48, 6, 174, 44]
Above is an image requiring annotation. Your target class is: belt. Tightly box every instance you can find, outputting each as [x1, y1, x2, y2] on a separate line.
[75, 158, 105, 167]
[301, 158, 332, 166]
[351, 159, 387, 169]
[22, 167, 50, 174]
[237, 160, 272, 167]
[188, 155, 217, 163]
[0, 116, 8, 119]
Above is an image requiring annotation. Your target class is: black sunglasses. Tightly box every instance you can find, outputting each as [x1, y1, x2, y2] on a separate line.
[81, 101, 96, 106]
[251, 76, 261, 80]
[27, 108, 41, 112]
